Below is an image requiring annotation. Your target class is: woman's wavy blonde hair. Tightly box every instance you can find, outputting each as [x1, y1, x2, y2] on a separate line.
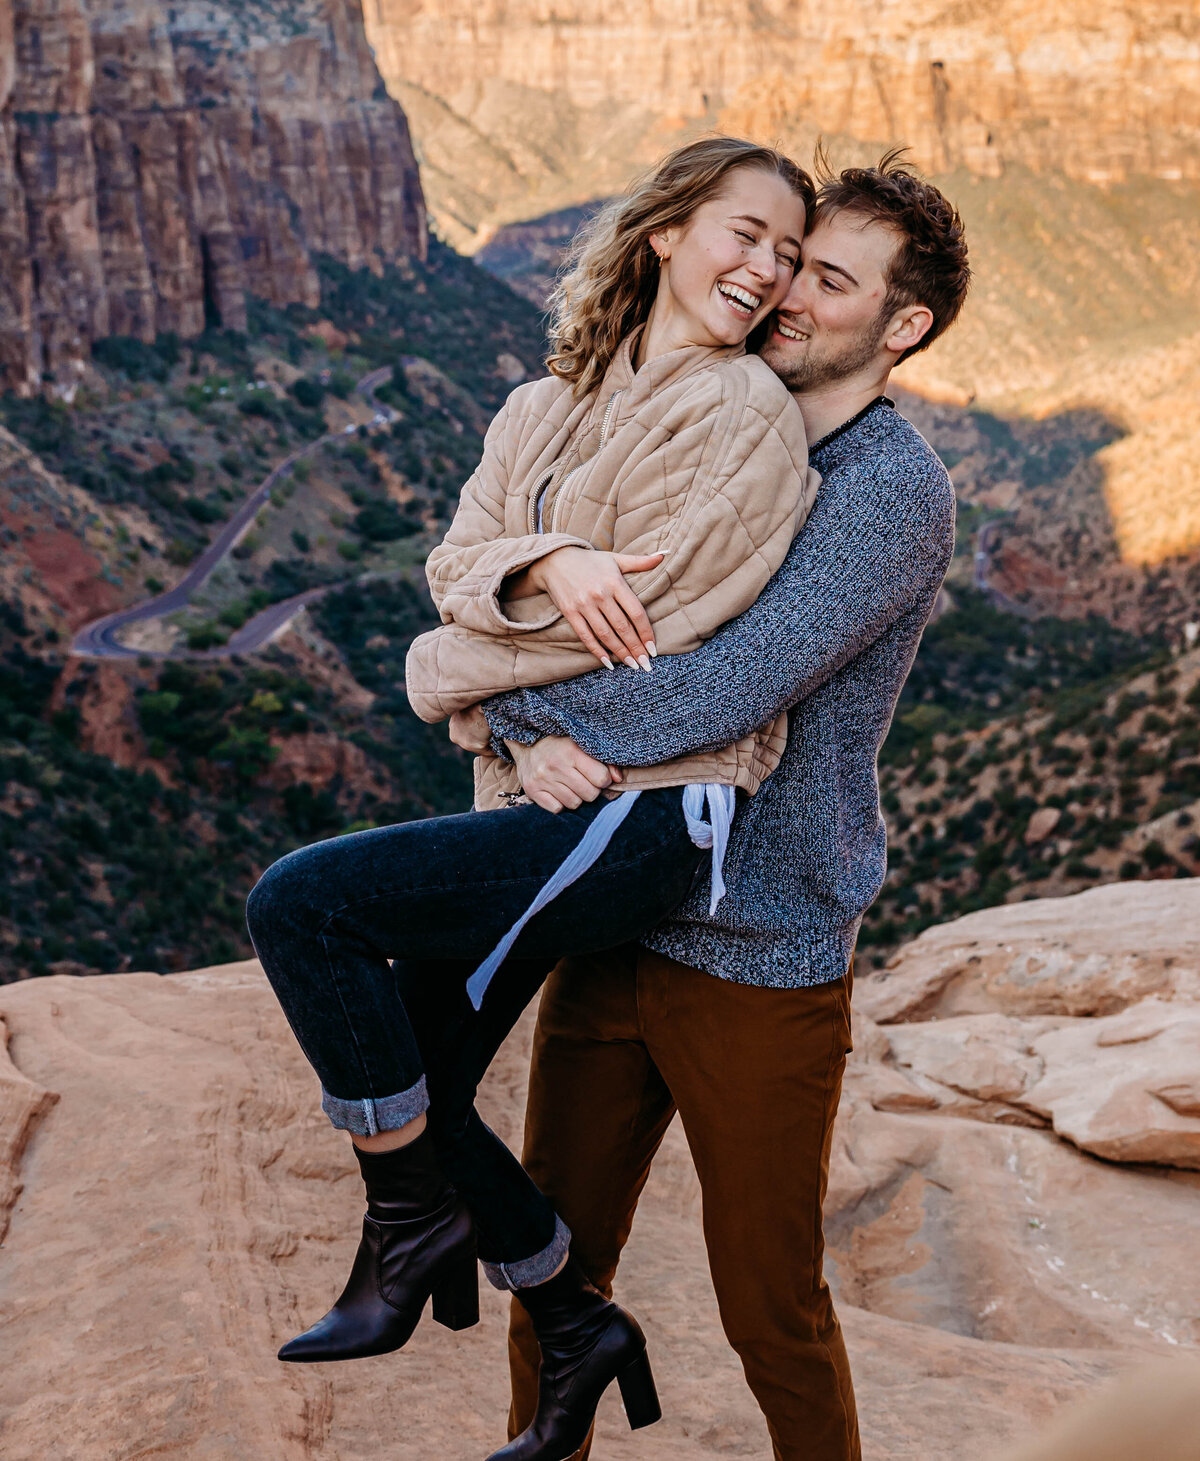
[546, 136, 815, 397]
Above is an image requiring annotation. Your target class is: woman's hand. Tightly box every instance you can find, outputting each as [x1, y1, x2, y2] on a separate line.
[448, 704, 493, 753]
[509, 546, 664, 672]
[508, 737, 623, 813]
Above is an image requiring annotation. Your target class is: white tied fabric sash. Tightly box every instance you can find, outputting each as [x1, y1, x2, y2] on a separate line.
[465, 783, 735, 1010]
[680, 782, 736, 914]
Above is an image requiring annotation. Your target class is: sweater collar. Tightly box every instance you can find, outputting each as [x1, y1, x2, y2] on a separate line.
[809, 395, 895, 466]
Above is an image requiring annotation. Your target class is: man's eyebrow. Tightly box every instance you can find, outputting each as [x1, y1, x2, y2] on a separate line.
[731, 215, 802, 252]
[812, 258, 860, 286]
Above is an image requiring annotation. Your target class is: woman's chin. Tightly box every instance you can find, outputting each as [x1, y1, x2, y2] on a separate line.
[708, 315, 754, 346]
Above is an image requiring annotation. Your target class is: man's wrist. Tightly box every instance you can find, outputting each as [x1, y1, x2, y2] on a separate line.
[483, 699, 541, 759]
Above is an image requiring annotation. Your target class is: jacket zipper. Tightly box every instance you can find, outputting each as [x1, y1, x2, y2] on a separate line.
[598, 389, 623, 447]
[533, 468, 554, 533]
[536, 388, 625, 534]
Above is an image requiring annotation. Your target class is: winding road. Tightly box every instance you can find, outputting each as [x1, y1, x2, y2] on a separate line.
[70, 367, 396, 661]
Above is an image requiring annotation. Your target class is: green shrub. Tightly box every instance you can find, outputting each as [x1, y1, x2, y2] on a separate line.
[186, 622, 226, 651]
[290, 376, 326, 411]
[353, 500, 420, 542]
[183, 496, 223, 524]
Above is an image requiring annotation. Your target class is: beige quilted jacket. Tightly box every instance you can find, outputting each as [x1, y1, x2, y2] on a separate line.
[404, 333, 819, 809]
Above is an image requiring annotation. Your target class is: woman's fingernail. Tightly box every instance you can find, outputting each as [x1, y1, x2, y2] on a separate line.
[601, 655, 614, 670]
[646, 643, 658, 658]
[637, 655, 651, 672]
[623, 656, 638, 670]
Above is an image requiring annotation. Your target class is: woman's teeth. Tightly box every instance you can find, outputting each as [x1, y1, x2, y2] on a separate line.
[717, 282, 761, 317]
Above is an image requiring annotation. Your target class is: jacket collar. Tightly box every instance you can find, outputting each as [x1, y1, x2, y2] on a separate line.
[593, 326, 746, 426]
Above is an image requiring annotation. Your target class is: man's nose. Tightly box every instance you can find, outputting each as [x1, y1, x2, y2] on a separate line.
[777, 271, 806, 312]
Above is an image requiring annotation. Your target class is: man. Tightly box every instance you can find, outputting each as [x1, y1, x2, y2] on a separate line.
[463, 154, 970, 1461]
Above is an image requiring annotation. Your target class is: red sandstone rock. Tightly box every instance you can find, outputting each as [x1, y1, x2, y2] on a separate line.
[0, 965, 1137, 1458]
[267, 731, 390, 801]
[365, 0, 1200, 249]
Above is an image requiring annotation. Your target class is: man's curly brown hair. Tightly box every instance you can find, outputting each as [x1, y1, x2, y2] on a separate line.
[813, 147, 971, 363]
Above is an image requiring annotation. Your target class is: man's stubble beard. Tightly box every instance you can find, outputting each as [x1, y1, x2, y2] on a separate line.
[762, 308, 890, 393]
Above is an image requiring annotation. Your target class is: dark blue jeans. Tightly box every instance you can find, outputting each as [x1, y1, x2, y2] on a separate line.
[245, 789, 704, 1288]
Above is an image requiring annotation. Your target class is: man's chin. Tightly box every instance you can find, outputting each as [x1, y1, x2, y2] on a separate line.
[758, 337, 805, 375]
[761, 345, 824, 392]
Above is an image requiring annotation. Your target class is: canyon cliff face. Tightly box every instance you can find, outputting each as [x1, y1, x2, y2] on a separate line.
[0, 0, 426, 395]
[366, 0, 1200, 244]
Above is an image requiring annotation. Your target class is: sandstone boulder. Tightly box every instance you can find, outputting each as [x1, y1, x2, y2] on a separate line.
[1022, 998, 1200, 1168]
[1026, 807, 1063, 845]
[857, 880, 1200, 1022]
[3, 880, 1199, 1457]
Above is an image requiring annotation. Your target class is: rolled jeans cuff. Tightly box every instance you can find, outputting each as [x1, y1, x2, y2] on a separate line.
[320, 1075, 429, 1136]
[480, 1214, 572, 1292]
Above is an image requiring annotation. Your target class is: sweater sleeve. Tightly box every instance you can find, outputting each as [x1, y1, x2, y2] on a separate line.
[482, 459, 955, 764]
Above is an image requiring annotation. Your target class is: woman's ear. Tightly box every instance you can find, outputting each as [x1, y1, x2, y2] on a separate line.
[647, 229, 672, 263]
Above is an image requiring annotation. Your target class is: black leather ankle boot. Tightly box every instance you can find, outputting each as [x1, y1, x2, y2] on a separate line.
[278, 1128, 478, 1362]
[486, 1258, 661, 1459]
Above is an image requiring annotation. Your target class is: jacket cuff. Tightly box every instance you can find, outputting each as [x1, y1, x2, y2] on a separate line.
[439, 535, 593, 635]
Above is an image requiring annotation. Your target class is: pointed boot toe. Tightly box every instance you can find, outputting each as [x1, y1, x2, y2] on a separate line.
[279, 1134, 479, 1364]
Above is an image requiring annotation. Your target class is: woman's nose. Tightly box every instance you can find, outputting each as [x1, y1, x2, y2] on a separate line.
[745, 245, 776, 283]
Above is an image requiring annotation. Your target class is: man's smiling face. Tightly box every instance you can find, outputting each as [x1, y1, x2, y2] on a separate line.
[759, 210, 904, 392]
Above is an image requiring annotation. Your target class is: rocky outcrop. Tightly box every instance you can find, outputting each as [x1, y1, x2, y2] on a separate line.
[1, 881, 1197, 1457]
[0, 0, 426, 396]
[857, 880, 1200, 1023]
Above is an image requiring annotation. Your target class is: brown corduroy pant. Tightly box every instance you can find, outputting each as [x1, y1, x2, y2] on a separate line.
[505, 945, 861, 1461]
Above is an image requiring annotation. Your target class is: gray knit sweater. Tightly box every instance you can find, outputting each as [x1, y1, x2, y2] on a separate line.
[483, 398, 956, 987]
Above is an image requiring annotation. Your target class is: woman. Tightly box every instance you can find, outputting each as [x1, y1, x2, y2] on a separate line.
[247, 137, 815, 1461]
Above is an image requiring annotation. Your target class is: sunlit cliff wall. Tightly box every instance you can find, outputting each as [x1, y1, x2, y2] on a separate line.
[365, 0, 1200, 245]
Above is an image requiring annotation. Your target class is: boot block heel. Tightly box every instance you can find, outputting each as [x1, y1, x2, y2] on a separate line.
[431, 1257, 480, 1331]
[616, 1349, 661, 1431]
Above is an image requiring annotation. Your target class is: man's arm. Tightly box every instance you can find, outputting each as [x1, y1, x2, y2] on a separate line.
[482, 462, 955, 766]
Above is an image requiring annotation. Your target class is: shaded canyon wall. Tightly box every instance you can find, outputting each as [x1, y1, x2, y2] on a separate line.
[0, 0, 426, 395]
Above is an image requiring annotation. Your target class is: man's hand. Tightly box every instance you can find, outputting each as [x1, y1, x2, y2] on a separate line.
[448, 704, 492, 754]
[505, 546, 664, 672]
[507, 736, 622, 813]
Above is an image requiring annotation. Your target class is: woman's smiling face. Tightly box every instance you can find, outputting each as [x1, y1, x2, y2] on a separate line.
[646, 166, 806, 354]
